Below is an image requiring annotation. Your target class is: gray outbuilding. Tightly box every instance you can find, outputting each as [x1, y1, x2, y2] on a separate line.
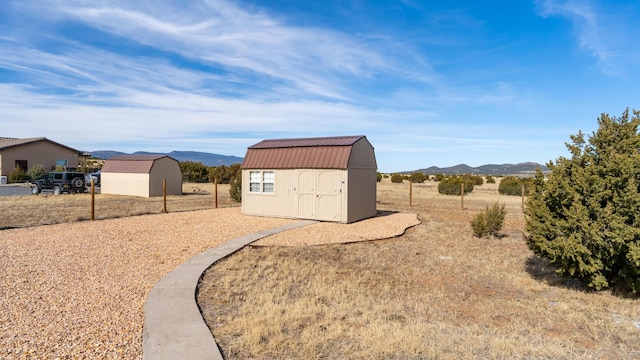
[100, 155, 182, 197]
[241, 135, 377, 223]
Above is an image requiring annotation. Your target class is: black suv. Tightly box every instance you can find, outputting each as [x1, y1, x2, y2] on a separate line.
[31, 172, 88, 195]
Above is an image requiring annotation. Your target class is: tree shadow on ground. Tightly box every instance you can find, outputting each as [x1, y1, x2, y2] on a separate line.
[525, 255, 585, 291]
[526, 255, 639, 299]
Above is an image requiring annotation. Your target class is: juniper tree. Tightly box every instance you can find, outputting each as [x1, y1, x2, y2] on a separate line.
[525, 108, 640, 292]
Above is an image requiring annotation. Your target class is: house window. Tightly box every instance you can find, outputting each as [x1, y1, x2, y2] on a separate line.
[249, 170, 275, 193]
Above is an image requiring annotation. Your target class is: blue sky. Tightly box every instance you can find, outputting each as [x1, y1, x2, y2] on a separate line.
[1, 0, 639, 172]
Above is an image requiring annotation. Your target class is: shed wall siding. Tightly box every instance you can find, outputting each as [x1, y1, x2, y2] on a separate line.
[242, 169, 349, 222]
[242, 169, 297, 218]
[101, 173, 151, 197]
[0, 142, 80, 176]
[348, 138, 377, 169]
[347, 168, 377, 223]
[149, 158, 182, 196]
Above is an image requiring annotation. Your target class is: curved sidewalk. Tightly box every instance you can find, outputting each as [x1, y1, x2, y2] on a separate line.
[142, 220, 317, 360]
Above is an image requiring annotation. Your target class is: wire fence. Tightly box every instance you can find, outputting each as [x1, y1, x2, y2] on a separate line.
[0, 183, 238, 229]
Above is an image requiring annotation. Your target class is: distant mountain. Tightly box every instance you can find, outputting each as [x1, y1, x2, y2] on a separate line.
[90, 150, 243, 167]
[411, 162, 549, 176]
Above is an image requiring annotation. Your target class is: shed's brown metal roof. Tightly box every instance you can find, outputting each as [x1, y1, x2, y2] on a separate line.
[102, 155, 173, 174]
[248, 135, 364, 149]
[242, 135, 366, 169]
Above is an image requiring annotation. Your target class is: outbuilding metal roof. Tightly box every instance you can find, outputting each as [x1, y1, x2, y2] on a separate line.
[101, 155, 174, 174]
[242, 135, 367, 169]
[248, 135, 364, 149]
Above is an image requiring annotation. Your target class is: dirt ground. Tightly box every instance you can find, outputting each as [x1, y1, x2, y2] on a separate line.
[197, 178, 640, 359]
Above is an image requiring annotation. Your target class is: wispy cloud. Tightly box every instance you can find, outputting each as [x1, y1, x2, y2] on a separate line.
[535, 0, 638, 76]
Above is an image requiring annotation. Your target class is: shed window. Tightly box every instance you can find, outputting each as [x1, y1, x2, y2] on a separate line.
[249, 170, 275, 193]
[262, 171, 275, 193]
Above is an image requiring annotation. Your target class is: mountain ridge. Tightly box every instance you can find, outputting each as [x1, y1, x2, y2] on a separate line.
[90, 151, 547, 174]
[89, 150, 244, 167]
[410, 162, 549, 175]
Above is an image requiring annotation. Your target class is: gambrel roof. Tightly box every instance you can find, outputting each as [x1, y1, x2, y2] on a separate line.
[101, 155, 177, 174]
[242, 135, 373, 169]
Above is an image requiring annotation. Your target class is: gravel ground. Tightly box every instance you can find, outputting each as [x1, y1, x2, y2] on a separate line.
[254, 211, 420, 246]
[0, 208, 419, 359]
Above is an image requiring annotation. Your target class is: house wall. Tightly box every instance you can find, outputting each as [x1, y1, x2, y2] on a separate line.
[101, 173, 151, 197]
[0, 142, 80, 176]
[148, 158, 182, 197]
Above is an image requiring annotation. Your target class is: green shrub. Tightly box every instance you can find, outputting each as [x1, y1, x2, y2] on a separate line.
[180, 161, 209, 182]
[498, 176, 532, 196]
[437, 176, 474, 195]
[27, 164, 46, 180]
[8, 167, 30, 183]
[433, 174, 445, 182]
[376, 172, 383, 182]
[526, 108, 640, 292]
[390, 174, 403, 183]
[471, 202, 506, 238]
[229, 172, 242, 202]
[208, 164, 241, 184]
[463, 174, 483, 186]
[409, 172, 426, 183]
[486, 176, 496, 184]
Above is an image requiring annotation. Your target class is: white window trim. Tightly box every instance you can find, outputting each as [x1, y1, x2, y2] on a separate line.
[248, 170, 275, 194]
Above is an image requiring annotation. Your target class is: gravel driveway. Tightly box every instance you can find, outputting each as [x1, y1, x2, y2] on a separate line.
[0, 207, 419, 359]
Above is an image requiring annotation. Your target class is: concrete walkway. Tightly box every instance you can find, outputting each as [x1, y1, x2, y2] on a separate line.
[142, 220, 317, 360]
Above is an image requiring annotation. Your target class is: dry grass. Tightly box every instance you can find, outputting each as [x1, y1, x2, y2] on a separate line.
[197, 178, 640, 359]
[0, 182, 236, 229]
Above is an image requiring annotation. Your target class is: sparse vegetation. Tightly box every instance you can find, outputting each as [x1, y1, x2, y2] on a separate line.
[526, 108, 640, 293]
[8, 167, 29, 183]
[486, 176, 496, 184]
[498, 176, 532, 196]
[180, 161, 210, 182]
[229, 173, 242, 202]
[27, 164, 46, 181]
[437, 175, 474, 195]
[197, 178, 640, 359]
[470, 202, 506, 238]
[409, 172, 426, 183]
[390, 173, 403, 183]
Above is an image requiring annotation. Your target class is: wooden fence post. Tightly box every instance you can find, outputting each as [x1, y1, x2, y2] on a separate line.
[90, 178, 95, 221]
[215, 178, 218, 209]
[163, 179, 167, 213]
[522, 184, 525, 209]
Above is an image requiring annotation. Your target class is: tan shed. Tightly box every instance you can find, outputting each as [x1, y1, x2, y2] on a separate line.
[241, 135, 377, 223]
[100, 155, 182, 197]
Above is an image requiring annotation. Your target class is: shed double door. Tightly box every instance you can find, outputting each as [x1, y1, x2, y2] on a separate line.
[297, 170, 344, 221]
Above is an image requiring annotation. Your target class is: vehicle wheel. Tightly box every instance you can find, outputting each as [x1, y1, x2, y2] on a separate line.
[72, 178, 84, 188]
[53, 186, 62, 195]
[31, 185, 40, 195]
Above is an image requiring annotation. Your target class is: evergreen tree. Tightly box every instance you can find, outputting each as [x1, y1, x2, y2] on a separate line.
[525, 109, 640, 292]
